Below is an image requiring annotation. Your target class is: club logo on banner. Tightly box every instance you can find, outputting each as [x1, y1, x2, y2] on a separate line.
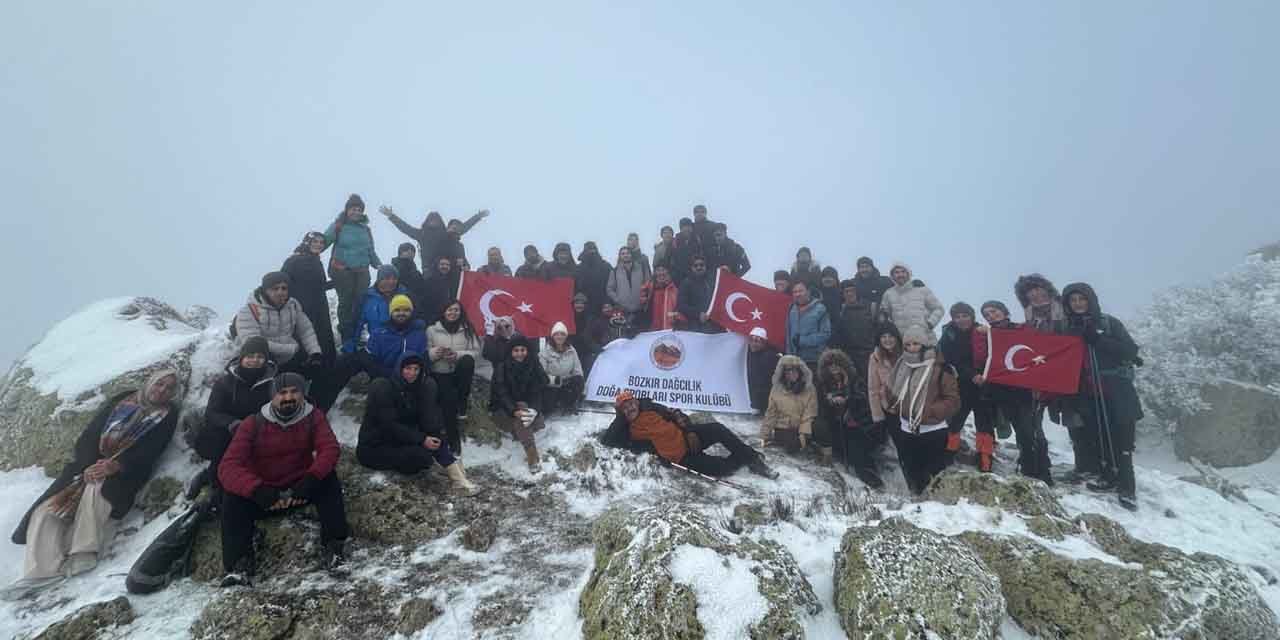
[587, 330, 752, 414]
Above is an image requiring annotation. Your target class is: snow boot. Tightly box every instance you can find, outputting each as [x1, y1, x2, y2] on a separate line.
[855, 468, 884, 490]
[218, 572, 252, 588]
[321, 540, 349, 577]
[1086, 474, 1118, 493]
[975, 432, 995, 473]
[1117, 451, 1137, 511]
[748, 455, 779, 480]
[446, 462, 481, 496]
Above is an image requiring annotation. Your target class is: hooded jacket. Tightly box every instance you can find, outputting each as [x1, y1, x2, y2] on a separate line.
[576, 245, 613, 313]
[343, 283, 411, 353]
[281, 251, 337, 360]
[816, 348, 872, 429]
[217, 402, 340, 498]
[1014, 274, 1065, 333]
[13, 388, 179, 544]
[887, 348, 961, 433]
[235, 289, 322, 363]
[607, 260, 651, 313]
[763, 355, 818, 440]
[539, 323, 584, 381]
[324, 213, 381, 271]
[491, 338, 549, 416]
[359, 353, 443, 451]
[786, 300, 832, 364]
[880, 262, 944, 335]
[385, 210, 483, 273]
[197, 359, 278, 461]
[392, 256, 428, 315]
[1061, 282, 1144, 424]
[515, 257, 547, 280]
[853, 267, 894, 307]
[544, 243, 578, 282]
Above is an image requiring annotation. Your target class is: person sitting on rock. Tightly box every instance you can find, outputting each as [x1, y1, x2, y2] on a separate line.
[815, 348, 883, 488]
[427, 299, 482, 452]
[601, 391, 778, 480]
[358, 353, 479, 495]
[4, 369, 181, 601]
[762, 355, 818, 459]
[190, 336, 277, 499]
[490, 335, 548, 472]
[234, 271, 324, 373]
[538, 321, 585, 414]
[216, 373, 349, 587]
[314, 294, 425, 411]
[886, 326, 961, 494]
[343, 264, 410, 354]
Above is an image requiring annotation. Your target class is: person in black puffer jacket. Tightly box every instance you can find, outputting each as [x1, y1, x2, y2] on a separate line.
[281, 232, 338, 366]
[491, 336, 549, 472]
[191, 337, 277, 498]
[391, 243, 429, 321]
[576, 242, 613, 319]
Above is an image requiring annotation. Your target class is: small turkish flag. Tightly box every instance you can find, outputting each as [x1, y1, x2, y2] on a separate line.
[457, 271, 576, 338]
[981, 327, 1084, 394]
[707, 268, 790, 351]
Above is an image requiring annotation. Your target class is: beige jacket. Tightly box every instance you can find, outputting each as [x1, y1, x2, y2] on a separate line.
[426, 322, 481, 374]
[868, 349, 898, 422]
[762, 355, 818, 440]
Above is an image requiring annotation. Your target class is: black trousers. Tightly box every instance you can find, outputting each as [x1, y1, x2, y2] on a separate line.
[542, 376, 584, 412]
[947, 394, 995, 436]
[220, 472, 350, 573]
[992, 393, 1051, 481]
[890, 426, 949, 495]
[357, 443, 456, 474]
[679, 422, 760, 477]
[313, 351, 387, 411]
[432, 355, 475, 454]
[843, 422, 887, 478]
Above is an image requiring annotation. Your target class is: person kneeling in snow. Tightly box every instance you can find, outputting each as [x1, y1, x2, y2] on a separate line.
[4, 370, 181, 601]
[762, 355, 819, 459]
[216, 373, 350, 587]
[358, 353, 479, 496]
[602, 392, 778, 480]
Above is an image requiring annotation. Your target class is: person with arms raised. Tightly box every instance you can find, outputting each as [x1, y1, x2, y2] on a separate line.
[379, 206, 489, 274]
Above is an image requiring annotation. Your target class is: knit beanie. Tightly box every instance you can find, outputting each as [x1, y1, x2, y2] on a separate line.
[679, 217, 694, 229]
[261, 271, 290, 289]
[272, 372, 307, 396]
[344, 194, 365, 211]
[398, 242, 416, 255]
[821, 266, 839, 280]
[390, 294, 414, 314]
[950, 302, 976, 319]
[240, 336, 270, 359]
[901, 325, 933, 346]
[773, 270, 791, 282]
[376, 264, 399, 283]
[981, 300, 1010, 317]
[840, 279, 858, 291]
[856, 256, 874, 268]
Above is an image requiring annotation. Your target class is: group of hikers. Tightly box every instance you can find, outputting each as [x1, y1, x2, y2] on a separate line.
[2, 195, 1143, 599]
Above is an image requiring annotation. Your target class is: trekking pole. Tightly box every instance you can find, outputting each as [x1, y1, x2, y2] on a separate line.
[1089, 346, 1120, 475]
[666, 460, 752, 492]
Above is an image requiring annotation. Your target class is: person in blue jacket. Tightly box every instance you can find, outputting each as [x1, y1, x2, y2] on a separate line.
[316, 293, 423, 411]
[324, 194, 382, 344]
[343, 265, 407, 354]
[786, 280, 832, 371]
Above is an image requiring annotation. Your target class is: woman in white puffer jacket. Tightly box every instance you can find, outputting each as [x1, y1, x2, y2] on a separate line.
[539, 322, 585, 414]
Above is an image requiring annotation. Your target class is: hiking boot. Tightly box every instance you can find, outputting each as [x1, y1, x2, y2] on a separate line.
[747, 456, 779, 480]
[818, 447, 833, 467]
[1086, 475, 1119, 493]
[218, 572, 252, 588]
[446, 462, 481, 497]
[1118, 492, 1139, 512]
[523, 445, 541, 473]
[321, 540, 350, 577]
[854, 468, 884, 490]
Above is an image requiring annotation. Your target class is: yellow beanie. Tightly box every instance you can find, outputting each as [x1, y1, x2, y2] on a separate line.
[390, 294, 414, 313]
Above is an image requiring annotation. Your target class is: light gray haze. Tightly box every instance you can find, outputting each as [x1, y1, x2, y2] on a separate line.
[2, 2, 1278, 369]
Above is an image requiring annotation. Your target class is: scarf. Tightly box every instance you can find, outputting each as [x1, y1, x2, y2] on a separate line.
[1027, 300, 1064, 332]
[890, 351, 935, 432]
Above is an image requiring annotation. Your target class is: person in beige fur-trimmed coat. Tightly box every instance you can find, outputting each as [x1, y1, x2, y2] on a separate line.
[762, 355, 820, 460]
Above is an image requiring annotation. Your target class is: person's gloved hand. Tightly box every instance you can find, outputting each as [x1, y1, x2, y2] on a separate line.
[290, 475, 318, 500]
[306, 353, 325, 369]
[251, 486, 281, 510]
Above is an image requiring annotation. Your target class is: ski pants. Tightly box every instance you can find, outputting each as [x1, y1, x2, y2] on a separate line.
[679, 422, 759, 478]
[220, 472, 349, 573]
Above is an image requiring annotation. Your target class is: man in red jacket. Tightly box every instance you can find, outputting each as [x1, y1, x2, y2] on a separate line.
[216, 373, 349, 587]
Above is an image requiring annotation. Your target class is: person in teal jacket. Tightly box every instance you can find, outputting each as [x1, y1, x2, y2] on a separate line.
[325, 194, 382, 343]
[786, 280, 832, 370]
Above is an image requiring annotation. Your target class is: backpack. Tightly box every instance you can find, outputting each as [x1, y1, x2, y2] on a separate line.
[125, 499, 215, 594]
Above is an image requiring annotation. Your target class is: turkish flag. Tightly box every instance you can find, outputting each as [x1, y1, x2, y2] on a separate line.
[708, 268, 790, 351]
[981, 327, 1084, 394]
[457, 271, 576, 338]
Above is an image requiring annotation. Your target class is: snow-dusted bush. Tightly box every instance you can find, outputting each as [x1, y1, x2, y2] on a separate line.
[1131, 255, 1280, 432]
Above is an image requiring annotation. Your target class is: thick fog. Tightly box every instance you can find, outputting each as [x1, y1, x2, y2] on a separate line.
[2, 2, 1277, 370]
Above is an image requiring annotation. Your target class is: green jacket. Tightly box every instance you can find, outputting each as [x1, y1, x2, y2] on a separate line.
[324, 215, 381, 271]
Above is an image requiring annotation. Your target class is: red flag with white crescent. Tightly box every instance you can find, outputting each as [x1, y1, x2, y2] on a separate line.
[707, 268, 790, 351]
[457, 271, 576, 338]
[981, 326, 1084, 394]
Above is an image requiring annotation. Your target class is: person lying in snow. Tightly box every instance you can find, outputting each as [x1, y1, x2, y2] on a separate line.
[601, 391, 778, 480]
[216, 373, 350, 587]
[4, 369, 182, 601]
[358, 353, 479, 496]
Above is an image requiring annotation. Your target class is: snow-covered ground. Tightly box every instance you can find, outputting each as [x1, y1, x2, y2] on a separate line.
[4, 406, 1279, 638]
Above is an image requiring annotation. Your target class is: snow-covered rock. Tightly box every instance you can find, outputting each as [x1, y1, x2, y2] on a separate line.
[833, 517, 1005, 639]
[32, 596, 135, 640]
[1173, 379, 1280, 467]
[580, 504, 821, 640]
[927, 469, 1064, 519]
[0, 298, 207, 472]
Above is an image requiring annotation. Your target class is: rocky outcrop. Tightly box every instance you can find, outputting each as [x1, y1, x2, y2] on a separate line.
[1174, 380, 1280, 467]
[927, 469, 1063, 518]
[961, 514, 1279, 639]
[834, 517, 1005, 639]
[33, 596, 135, 640]
[580, 504, 821, 640]
[189, 585, 401, 640]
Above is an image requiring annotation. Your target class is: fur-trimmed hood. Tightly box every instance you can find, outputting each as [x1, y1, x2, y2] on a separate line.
[816, 348, 854, 389]
[1014, 273, 1059, 309]
[771, 354, 813, 392]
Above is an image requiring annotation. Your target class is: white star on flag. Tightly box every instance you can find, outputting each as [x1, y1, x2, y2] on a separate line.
[1032, 355, 1047, 366]
[750, 309, 764, 320]
[517, 301, 534, 313]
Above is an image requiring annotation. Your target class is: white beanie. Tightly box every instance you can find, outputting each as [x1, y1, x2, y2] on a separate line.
[550, 321, 569, 336]
[749, 327, 768, 340]
[901, 324, 933, 346]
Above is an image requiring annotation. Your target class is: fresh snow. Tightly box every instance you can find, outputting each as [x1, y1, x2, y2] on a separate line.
[669, 544, 770, 640]
[18, 298, 202, 398]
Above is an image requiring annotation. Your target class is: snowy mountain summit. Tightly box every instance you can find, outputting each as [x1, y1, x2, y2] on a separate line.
[2, 296, 1279, 639]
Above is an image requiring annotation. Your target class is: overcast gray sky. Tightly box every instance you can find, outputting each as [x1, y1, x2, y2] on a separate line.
[2, 2, 1277, 370]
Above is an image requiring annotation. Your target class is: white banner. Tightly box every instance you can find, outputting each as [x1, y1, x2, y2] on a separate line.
[586, 330, 752, 414]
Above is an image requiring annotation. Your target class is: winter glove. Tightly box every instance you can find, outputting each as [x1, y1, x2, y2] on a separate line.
[251, 486, 282, 510]
[306, 353, 325, 369]
[290, 475, 319, 500]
